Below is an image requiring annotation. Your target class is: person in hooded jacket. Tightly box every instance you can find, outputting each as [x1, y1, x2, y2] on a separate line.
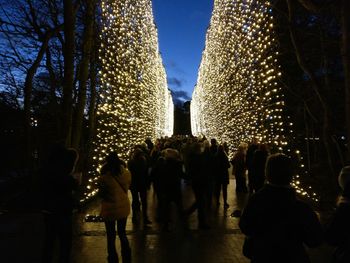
[41, 144, 79, 263]
[99, 152, 132, 263]
[325, 166, 350, 263]
[214, 145, 230, 208]
[158, 148, 185, 230]
[239, 153, 323, 263]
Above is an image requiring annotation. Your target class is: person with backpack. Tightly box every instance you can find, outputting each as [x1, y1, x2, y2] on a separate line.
[239, 153, 323, 263]
[99, 152, 132, 263]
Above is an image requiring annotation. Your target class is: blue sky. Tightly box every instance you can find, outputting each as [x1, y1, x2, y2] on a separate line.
[152, 0, 213, 105]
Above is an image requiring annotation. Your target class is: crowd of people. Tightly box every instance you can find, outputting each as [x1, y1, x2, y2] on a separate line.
[40, 136, 350, 263]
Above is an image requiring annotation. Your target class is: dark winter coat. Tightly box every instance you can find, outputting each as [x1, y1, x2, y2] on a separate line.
[231, 151, 246, 178]
[128, 154, 149, 191]
[251, 149, 268, 189]
[326, 186, 350, 263]
[215, 151, 230, 184]
[239, 184, 323, 263]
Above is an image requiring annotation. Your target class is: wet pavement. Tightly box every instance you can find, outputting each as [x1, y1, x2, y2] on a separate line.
[0, 177, 334, 263]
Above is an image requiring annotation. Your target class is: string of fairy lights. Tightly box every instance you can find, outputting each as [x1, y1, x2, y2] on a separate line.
[191, 0, 318, 202]
[81, 0, 173, 203]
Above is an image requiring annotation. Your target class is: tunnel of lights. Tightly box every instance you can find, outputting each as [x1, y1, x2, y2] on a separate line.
[81, 0, 318, 203]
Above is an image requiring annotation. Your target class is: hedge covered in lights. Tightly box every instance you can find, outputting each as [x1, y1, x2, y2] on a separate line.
[81, 0, 173, 202]
[191, 0, 289, 153]
[191, 0, 318, 202]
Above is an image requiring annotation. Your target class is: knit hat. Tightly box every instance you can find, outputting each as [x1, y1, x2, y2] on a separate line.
[338, 166, 350, 190]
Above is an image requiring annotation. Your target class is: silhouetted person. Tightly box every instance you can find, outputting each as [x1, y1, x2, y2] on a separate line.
[251, 143, 269, 192]
[231, 144, 248, 193]
[41, 145, 79, 263]
[186, 142, 211, 229]
[325, 166, 350, 263]
[158, 148, 185, 231]
[214, 145, 230, 208]
[210, 138, 218, 156]
[246, 139, 259, 193]
[99, 152, 131, 263]
[239, 153, 323, 263]
[128, 147, 151, 224]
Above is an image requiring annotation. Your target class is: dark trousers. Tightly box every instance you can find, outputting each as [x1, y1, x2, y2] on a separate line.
[105, 218, 131, 263]
[42, 213, 72, 263]
[187, 184, 209, 226]
[131, 188, 148, 220]
[235, 172, 248, 193]
[160, 190, 184, 226]
[215, 181, 228, 204]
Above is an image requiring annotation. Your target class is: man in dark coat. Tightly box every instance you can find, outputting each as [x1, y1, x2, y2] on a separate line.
[326, 166, 350, 263]
[239, 153, 323, 263]
[246, 139, 259, 193]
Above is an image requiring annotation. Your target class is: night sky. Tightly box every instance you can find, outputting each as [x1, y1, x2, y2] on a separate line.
[152, 0, 213, 105]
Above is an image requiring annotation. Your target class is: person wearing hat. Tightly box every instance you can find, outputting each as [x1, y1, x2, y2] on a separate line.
[239, 153, 323, 263]
[325, 166, 350, 263]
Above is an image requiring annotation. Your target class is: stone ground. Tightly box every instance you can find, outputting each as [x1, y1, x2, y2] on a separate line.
[0, 178, 334, 263]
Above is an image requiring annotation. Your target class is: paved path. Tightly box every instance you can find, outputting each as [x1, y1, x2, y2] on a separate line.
[0, 178, 334, 263]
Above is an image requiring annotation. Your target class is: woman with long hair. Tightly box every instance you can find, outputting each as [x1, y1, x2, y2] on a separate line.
[99, 152, 132, 263]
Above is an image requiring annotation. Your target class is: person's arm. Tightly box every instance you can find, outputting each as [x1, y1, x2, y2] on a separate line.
[239, 195, 258, 236]
[325, 205, 347, 246]
[298, 202, 324, 247]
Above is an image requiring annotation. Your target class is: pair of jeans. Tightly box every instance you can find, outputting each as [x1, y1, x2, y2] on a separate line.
[105, 218, 131, 263]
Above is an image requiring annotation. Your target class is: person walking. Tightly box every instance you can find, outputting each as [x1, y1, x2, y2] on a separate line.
[128, 147, 151, 224]
[246, 138, 259, 193]
[250, 143, 269, 192]
[214, 145, 230, 208]
[99, 152, 132, 263]
[239, 153, 323, 263]
[231, 144, 248, 193]
[186, 142, 211, 229]
[325, 166, 350, 263]
[41, 145, 80, 263]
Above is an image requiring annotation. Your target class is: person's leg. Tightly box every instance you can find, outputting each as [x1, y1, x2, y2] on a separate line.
[140, 189, 150, 223]
[131, 189, 140, 212]
[105, 221, 118, 263]
[117, 218, 131, 263]
[223, 183, 229, 208]
[58, 214, 73, 263]
[131, 189, 141, 223]
[42, 214, 56, 263]
[214, 180, 221, 206]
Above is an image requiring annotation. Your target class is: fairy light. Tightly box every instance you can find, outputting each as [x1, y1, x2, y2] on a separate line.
[191, 0, 318, 202]
[81, 0, 173, 203]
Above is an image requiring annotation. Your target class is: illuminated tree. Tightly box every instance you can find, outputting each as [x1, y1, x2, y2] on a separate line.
[191, 0, 288, 154]
[191, 0, 318, 201]
[81, 0, 173, 202]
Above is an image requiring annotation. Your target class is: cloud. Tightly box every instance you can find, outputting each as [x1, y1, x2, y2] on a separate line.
[170, 89, 191, 106]
[167, 77, 183, 88]
[164, 60, 186, 75]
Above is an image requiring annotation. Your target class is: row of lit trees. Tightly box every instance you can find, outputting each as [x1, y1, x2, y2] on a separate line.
[191, 0, 319, 202]
[82, 0, 173, 202]
[191, 0, 289, 154]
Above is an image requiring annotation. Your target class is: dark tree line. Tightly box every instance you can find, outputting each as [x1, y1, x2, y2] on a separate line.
[273, 0, 350, 203]
[0, 0, 100, 178]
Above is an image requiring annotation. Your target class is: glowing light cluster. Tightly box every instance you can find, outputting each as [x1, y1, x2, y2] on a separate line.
[191, 0, 287, 154]
[81, 0, 173, 202]
[191, 0, 319, 202]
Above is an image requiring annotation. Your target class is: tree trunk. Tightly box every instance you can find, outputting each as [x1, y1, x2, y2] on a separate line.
[45, 48, 58, 106]
[286, 0, 338, 207]
[62, 0, 76, 147]
[85, 35, 98, 171]
[71, 0, 95, 149]
[341, 0, 350, 163]
[23, 33, 51, 164]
